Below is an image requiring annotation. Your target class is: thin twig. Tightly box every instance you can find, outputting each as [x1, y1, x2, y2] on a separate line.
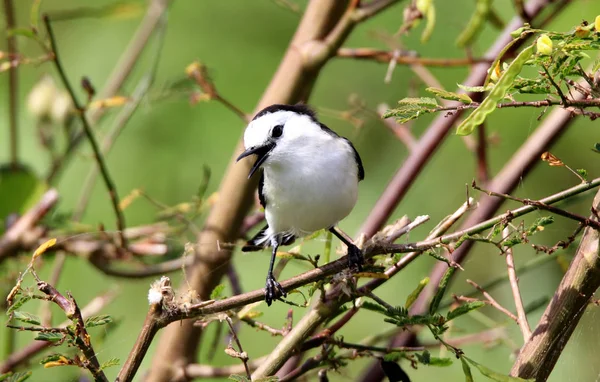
[337, 48, 494, 66]
[175, 356, 268, 380]
[43, 14, 128, 249]
[503, 227, 531, 342]
[466, 279, 518, 322]
[225, 317, 251, 378]
[3, 0, 18, 167]
[37, 282, 108, 382]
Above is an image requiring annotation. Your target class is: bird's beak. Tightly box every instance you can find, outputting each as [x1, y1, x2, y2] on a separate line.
[236, 142, 275, 179]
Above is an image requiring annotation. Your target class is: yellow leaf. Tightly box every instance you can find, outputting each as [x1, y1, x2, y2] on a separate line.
[33, 238, 57, 259]
[354, 272, 389, 279]
[119, 189, 141, 210]
[89, 96, 129, 109]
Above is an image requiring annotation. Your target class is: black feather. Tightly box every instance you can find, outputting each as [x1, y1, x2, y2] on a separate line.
[318, 123, 365, 181]
[242, 225, 296, 252]
[252, 103, 317, 121]
[258, 172, 267, 208]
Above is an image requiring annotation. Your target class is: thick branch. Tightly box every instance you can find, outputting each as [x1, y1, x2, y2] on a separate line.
[510, 189, 600, 381]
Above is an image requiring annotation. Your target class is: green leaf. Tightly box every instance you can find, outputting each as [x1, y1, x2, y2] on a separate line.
[34, 332, 64, 342]
[100, 358, 120, 370]
[416, 351, 453, 367]
[361, 301, 389, 314]
[7, 296, 32, 315]
[456, 0, 492, 47]
[461, 357, 474, 382]
[426, 87, 472, 104]
[421, 3, 436, 43]
[383, 97, 439, 124]
[6, 28, 37, 39]
[30, 0, 43, 31]
[210, 284, 226, 300]
[13, 311, 41, 325]
[457, 44, 535, 135]
[594, 143, 600, 153]
[85, 314, 113, 328]
[39, 354, 63, 365]
[429, 267, 456, 314]
[383, 351, 405, 362]
[525, 216, 554, 236]
[576, 168, 588, 180]
[457, 84, 494, 93]
[405, 277, 430, 309]
[446, 301, 486, 321]
[0, 371, 32, 382]
[465, 356, 534, 381]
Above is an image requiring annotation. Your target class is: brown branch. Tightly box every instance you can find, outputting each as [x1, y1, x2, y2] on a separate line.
[37, 281, 107, 382]
[0, 189, 59, 263]
[3, 0, 18, 168]
[337, 47, 494, 67]
[510, 188, 600, 381]
[173, 356, 268, 380]
[466, 279, 518, 322]
[0, 289, 116, 373]
[503, 227, 531, 342]
[43, 15, 128, 249]
[225, 317, 251, 378]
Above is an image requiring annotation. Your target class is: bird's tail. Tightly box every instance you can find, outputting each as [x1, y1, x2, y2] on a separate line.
[241, 224, 296, 252]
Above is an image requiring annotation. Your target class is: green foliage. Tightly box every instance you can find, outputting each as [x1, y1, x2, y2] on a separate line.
[0, 371, 32, 382]
[446, 301, 486, 321]
[34, 332, 64, 342]
[39, 354, 63, 365]
[525, 216, 554, 236]
[429, 267, 456, 314]
[210, 284, 226, 300]
[463, 356, 534, 381]
[456, 0, 492, 47]
[85, 314, 113, 328]
[461, 358, 474, 382]
[100, 358, 120, 370]
[415, 350, 453, 367]
[576, 168, 588, 180]
[426, 87, 473, 104]
[405, 277, 430, 309]
[383, 97, 439, 124]
[12, 311, 41, 326]
[456, 44, 535, 135]
[6, 296, 32, 315]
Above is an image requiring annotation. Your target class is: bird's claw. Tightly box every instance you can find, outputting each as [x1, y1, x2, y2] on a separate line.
[347, 244, 364, 272]
[265, 274, 286, 306]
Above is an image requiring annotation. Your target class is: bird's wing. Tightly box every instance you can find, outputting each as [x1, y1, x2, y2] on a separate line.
[318, 122, 365, 181]
[258, 172, 267, 208]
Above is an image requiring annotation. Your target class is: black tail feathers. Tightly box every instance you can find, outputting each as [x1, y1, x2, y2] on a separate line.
[241, 224, 296, 252]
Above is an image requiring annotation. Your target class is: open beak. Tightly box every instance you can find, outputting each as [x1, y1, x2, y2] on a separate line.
[236, 142, 275, 178]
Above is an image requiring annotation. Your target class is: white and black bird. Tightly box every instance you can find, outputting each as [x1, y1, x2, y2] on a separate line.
[236, 104, 365, 305]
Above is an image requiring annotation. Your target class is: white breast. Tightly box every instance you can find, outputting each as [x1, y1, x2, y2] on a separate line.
[262, 135, 359, 237]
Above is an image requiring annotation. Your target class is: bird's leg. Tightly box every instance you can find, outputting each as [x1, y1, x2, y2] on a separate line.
[265, 235, 286, 306]
[329, 227, 364, 271]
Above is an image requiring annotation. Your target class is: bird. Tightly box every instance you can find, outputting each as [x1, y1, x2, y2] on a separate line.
[236, 103, 365, 306]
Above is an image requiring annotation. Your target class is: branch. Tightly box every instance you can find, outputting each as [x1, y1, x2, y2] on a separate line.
[337, 48, 493, 67]
[0, 189, 59, 263]
[511, 188, 600, 381]
[43, 15, 127, 249]
[0, 290, 116, 373]
[37, 281, 107, 382]
[465, 279, 518, 322]
[3, 0, 18, 167]
[174, 356, 268, 380]
[503, 227, 531, 342]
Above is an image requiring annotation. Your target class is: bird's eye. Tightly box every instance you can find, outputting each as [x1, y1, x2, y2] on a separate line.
[271, 125, 283, 138]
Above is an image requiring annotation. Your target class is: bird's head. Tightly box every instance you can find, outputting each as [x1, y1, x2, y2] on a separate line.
[236, 104, 321, 178]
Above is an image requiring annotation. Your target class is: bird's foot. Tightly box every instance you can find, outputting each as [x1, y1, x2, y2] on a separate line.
[265, 273, 286, 306]
[347, 244, 364, 272]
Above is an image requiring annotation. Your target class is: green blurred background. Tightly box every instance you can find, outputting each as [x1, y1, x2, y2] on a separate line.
[2, 0, 600, 381]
